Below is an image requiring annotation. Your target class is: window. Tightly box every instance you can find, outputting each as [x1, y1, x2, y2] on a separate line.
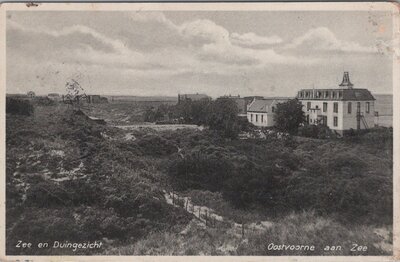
[324, 91, 329, 98]
[256, 115, 258, 122]
[333, 102, 338, 113]
[315, 105, 319, 110]
[250, 114, 253, 122]
[323, 102, 327, 112]
[348, 102, 352, 114]
[261, 115, 264, 123]
[366, 102, 370, 113]
[333, 116, 338, 127]
[332, 92, 336, 99]
[338, 91, 343, 98]
[307, 102, 311, 110]
[272, 106, 275, 113]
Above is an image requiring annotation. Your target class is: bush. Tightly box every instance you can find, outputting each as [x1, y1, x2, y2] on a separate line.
[168, 150, 234, 191]
[236, 211, 388, 255]
[33, 96, 56, 106]
[298, 124, 335, 139]
[134, 134, 178, 156]
[6, 98, 34, 116]
[222, 161, 283, 208]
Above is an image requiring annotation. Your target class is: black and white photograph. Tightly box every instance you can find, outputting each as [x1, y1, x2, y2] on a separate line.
[1, 2, 398, 259]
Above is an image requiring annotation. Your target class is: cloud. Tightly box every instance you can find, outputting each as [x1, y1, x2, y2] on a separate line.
[175, 18, 313, 66]
[285, 27, 377, 53]
[231, 32, 282, 46]
[7, 20, 130, 54]
[179, 19, 230, 45]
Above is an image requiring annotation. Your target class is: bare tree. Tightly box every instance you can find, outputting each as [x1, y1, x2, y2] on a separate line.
[63, 79, 88, 110]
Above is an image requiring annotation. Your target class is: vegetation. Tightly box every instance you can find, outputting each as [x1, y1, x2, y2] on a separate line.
[297, 124, 335, 139]
[6, 104, 190, 255]
[274, 99, 306, 134]
[6, 98, 34, 116]
[6, 99, 393, 255]
[105, 211, 390, 256]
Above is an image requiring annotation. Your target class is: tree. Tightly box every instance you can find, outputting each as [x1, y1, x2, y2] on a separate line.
[174, 99, 210, 124]
[206, 98, 240, 139]
[64, 79, 88, 110]
[274, 99, 305, 134]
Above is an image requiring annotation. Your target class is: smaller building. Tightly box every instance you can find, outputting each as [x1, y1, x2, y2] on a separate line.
[247, 98, 288, 127]
[178, 93, 211, 104]
[87, 95, 108, 104]
[48, 93, 61, 101]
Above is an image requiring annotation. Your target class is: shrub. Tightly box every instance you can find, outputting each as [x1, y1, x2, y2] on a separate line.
[33, 96, 56, 106]
[222, 161, 283, 208]
[168, 150, 234, 191]
[298, 124, 335, 139]
[6, 98, 34, 116]
[236, 211, 388, 255]
[135, 134, 178, 156]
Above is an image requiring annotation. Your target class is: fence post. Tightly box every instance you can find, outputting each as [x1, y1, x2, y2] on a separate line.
[185, 198, 189, 211]
[172, 190, 174, 205]
[198, 208, 201, 220]
[205, 210, 208, 227]
[242, 222, 245, 238]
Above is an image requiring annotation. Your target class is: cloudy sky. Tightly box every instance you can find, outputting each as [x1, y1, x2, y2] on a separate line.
[6, 10, 394, 97]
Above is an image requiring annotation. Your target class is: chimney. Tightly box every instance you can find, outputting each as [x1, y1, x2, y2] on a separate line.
[339, 72, 354, 89]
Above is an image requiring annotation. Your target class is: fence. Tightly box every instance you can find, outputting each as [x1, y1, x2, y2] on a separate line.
[168, 190, 251, 238]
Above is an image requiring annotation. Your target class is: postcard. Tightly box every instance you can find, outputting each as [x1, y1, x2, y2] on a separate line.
[0, 2, 399, 261]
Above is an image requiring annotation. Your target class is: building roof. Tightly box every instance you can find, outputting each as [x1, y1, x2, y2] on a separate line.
[248, 99, 273, 112]
[247, 99, 288, 113]
[180, 93, 211, 101]
[297, 88, 375, 101]
[297, 72, 375, 101]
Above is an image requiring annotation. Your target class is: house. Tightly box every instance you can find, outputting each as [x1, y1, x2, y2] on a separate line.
[87, 95, 108, 104]
[247, 98, 288, 127]
[178, 93, 211, 104]
[47, 93, 61, 101]
[296, 72, 375, 135]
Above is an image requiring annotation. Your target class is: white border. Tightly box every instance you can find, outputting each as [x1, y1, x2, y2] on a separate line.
[0, 2, 398, 262]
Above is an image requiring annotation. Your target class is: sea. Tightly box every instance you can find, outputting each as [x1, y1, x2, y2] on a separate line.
[374, 94, 393, 127]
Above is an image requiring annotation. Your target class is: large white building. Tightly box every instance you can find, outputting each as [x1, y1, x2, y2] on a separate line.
[247, 98, 289, 127]
[297, 72, 375, 135]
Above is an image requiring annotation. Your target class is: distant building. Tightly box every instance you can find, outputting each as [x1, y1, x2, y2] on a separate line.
[27, 91, 35, 98]
[247, 98, 289, 127]
[178, 93, 211, 104]
[47, 93, 61, 101]
[87, 95, 108, 104]
[296, 72, 375, 134]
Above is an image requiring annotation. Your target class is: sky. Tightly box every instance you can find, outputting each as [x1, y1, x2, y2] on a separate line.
[6, 10, 395, 97]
